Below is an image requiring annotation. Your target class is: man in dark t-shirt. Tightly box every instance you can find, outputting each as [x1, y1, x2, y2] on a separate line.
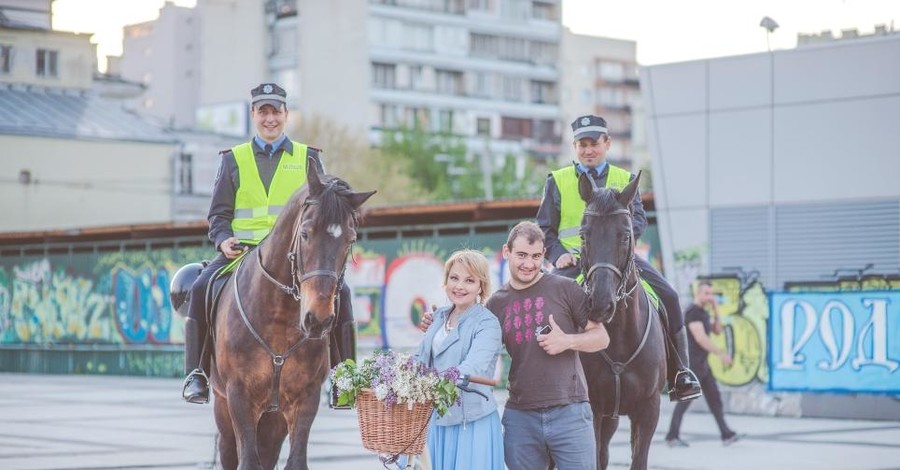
[486, 221, 610, 470]
[665, 281, 742, 447]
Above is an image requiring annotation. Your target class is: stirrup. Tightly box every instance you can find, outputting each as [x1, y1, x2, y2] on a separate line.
[670, 369, 702, 402]
[182, 368, 210, 404]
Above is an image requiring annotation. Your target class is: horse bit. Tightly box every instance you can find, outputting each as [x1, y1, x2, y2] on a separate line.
[233, 198, 353, 412]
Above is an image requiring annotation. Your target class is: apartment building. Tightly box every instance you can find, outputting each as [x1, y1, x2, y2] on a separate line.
[559, 28, 641, 169]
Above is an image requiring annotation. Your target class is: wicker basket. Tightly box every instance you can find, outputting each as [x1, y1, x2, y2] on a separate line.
[356, 388, 434, 455]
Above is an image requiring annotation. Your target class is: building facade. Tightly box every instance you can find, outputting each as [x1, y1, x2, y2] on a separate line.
[642, 33, 900, 419]
[559, 28, 642, 169]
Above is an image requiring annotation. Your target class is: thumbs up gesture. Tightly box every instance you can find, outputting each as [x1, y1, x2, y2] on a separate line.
[418, 304, 438, 332]
[536, 315, 571, 355]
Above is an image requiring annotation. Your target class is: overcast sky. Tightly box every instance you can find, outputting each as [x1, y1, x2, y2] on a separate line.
[52, 0, 900, 70]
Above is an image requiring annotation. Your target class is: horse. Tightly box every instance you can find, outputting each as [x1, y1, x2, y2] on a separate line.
[209, 159, 375, 470]
[576, 171, 667, 470]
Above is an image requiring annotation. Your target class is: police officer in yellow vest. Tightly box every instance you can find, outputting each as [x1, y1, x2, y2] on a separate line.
[182, 83, 356, 405]
[536, 114, 702, 402]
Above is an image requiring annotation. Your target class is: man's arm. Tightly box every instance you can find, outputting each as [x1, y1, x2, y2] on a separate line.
[536, 175, 569, 265]
[688, 321, 732, 365]
[207, 152, 238, 250]
[537, 314, 610, 355]
[629, 174, 647, 240]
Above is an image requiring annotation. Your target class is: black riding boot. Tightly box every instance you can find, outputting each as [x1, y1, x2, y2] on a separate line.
[329, 283, 356, 409]
[182, 317, 210, 404]
[668, 326, 702, 402]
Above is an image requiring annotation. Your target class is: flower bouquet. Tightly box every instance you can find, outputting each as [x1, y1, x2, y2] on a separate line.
[331, 350, 460, 455]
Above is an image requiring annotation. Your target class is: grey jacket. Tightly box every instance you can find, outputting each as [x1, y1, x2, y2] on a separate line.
[415, 303, 502, 427]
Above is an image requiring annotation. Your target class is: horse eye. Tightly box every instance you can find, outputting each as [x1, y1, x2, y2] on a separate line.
[300, 230, 309, 241]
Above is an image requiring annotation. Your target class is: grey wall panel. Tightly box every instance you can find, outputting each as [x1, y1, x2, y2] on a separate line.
[774, 96, 900, 202]
[774, 199, 900, 288]
[775, 37, 900, 104]
[645, 61, 707, 115]
[653, 114, 708, 209]
[710, 205, 772, 284]
[709, 54, 771, 111]
[709, 108, 772, 206]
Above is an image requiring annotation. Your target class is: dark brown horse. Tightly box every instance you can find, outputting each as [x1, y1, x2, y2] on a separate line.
[577, 172, 666, 470]
[210, 160, 374, 470]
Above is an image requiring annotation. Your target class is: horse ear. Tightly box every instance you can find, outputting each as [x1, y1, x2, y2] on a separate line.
[617, 171, 642, 208]
[348, 190, 377, 209]
[306, 157, 324, 196]
[578, 171, 594, 203]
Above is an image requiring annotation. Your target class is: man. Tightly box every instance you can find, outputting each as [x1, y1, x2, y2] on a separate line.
[486, 221, 610, 470]
[536, 114, 701, 402]
[665, 281, 742, 447]
[181, 83, 356, 405]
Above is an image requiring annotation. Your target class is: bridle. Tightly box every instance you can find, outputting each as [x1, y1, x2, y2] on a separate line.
[256, 198, 352, 302]
[582, 208, 639, 308]
[230, 196, 355, 413]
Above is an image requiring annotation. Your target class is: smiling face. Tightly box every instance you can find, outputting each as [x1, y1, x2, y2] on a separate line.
[252, 104, 288, 142]
[444, 262, 482, 312]
[574, 135, 611, 169]
[503, 236, 545, 289]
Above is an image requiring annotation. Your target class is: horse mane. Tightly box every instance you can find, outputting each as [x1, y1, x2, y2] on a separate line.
[308, 174, 361, 229]
[586, 187, 625, 216]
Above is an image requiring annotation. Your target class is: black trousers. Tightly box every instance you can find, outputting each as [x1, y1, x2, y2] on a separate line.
[666, 366, 735, 440]
[634, 256, 684, 337]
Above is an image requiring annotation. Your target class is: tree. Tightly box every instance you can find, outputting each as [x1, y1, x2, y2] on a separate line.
[288, 115, 425, 206]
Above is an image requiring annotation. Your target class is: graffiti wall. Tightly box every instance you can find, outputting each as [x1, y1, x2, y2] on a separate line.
[695, 273, 900, 414]
[0, 235, 514, 350]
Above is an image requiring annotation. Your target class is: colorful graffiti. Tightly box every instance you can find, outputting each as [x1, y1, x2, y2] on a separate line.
[700, 271, 898, 391]
[0, 234, 513, 351]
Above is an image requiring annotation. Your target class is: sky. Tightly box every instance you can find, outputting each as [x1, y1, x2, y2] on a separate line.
[51, 0, 900, 70]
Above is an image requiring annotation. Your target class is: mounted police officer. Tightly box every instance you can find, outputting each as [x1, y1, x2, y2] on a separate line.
[536, 114, 702, 402]
[178, 83, 356, 405]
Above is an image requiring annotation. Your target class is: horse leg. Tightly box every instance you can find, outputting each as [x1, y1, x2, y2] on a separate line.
[283, 388, 322, 470]
[597, 415, 619, 470]
[214, 393, 239, 470]
[628, 396, 660, 470]
[257, 412, 288, 470]
[227, 387, 264, 470]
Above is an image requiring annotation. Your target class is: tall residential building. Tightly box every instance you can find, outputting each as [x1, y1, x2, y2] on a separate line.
[559, 28, 641, 170]
[193, 0, 563, 170]
[120, 2, 201, 128]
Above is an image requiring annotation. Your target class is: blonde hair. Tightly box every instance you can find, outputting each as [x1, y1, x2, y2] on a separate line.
[443, 249, 492, 303]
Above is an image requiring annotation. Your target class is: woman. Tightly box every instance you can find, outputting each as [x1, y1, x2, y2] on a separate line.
[415, 249, 504, 469]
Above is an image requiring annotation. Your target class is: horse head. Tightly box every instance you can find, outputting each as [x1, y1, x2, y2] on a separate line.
[280, 155, 375, 337]
[578, 171, 642, 324]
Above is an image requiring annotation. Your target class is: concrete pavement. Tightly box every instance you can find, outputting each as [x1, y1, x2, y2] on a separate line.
[0, 373, 898, 470]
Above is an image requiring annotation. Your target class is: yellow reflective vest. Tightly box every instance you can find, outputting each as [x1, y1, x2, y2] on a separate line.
[231, 141, 309, 244]
[551, 163, 632, 254]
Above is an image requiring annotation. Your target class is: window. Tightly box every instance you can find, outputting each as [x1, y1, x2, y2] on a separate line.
[409, 65, 424, 90]
[379, 104, 400, 128]
[437, 109, 454, 133]
[405, 107, 430, 129]
[476, 117, 491, 137]
[597, 61, 624, 82]
[533, 119, 556, 142]
[501, 117, 531, 139]
[532, 1, 557, 20]
[372, 62, 396, 88]
[501, 76, 523, 101]
[0, 45, 11, 74]
[436, 69, 463, 95]
[529, 80, 556, 104]
[36, 49, 58, 78]
[178, 153, 193, 194]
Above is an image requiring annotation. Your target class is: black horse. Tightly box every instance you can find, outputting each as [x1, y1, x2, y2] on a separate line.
[210, 162, 374, 470]
[577, 172, 667, 470]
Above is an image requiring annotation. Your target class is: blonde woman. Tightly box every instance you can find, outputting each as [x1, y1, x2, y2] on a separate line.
[415, 249, 503, 469]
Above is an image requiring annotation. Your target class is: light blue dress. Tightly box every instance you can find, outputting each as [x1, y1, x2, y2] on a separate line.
[415, 303, 504, 470]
